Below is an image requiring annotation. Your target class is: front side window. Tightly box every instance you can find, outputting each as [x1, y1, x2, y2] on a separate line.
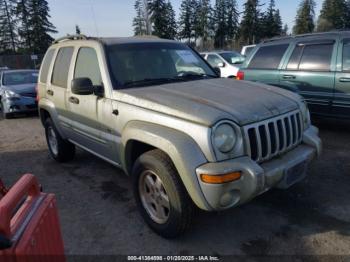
[248, 44, 289, 69]
[287, 43, 334, 71]
[74, 47, 102, 86]
[219, 52, 245, 64]
[343, 41, 350, 72]
[207, 54, 224, 67]
[3, 71, 38, 85]
[106, 42, 216, 88]
[52, 47, 74, 88]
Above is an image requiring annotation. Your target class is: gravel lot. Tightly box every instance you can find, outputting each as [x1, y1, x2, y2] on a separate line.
[0, 115, 350, 259]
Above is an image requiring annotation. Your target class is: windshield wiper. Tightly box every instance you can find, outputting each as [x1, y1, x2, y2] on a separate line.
[123, 78, 180, 88]
[176, 73, 218, 80]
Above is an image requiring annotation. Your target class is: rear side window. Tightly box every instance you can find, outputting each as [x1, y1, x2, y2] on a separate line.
[40, 49, 55, 83]
[52, 47, 74, 88]
[248, 44, 289, 69]
[343, 41, 350, 71]
[287, 43, 334, 71]
[74, 47, 102, 86]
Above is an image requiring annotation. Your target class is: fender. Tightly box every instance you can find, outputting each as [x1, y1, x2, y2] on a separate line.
[121, 121, 212, 211]
[38, 98, 68, 139]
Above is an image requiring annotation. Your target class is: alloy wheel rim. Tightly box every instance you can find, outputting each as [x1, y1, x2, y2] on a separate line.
[48, 127, 58, 156]
[139, 170, 170, 224]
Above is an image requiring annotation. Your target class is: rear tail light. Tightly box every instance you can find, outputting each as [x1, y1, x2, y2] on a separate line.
[236, 71, 244, 80]
[35, 85, 39, 102]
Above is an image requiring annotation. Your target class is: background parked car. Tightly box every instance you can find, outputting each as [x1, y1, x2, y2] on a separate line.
[201, 51, 245, 78]
[241, 44, 256, 57]
[237, 31, 350, 119]
[0, 69, 39, 119]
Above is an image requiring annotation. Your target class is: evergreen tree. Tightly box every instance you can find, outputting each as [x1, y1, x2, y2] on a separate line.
[133, 0, 147, 35]
[260, 0, 282, 39]
[226, 0, 239, 42]
[346, 0, 350, 28]
[0, 0, 18, 53]
[178, 0, 195, 42]
[148, 0, 170, 38]
[16, 0, 31, 50]
[213, 0, 227, 48]
[317, 0, 347, 32]
[273, 9, 283, 35]
[282, 23, 289, 36]
[164, 1, 177, 39]
[75, 25, 81, 35]
[194, 0, 212, 44]
[293, 0, 316, 35]
[26, 0, 57, 53]
[239, 0, 261, 44]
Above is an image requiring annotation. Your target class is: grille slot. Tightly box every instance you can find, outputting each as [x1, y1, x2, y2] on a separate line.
[244, 111, 303, 163]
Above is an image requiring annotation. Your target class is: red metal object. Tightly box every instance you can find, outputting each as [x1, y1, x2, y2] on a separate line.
[0, 174, 65, 262]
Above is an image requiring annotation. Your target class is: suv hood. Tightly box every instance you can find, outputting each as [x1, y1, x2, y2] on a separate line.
[118, 78, 301, 126]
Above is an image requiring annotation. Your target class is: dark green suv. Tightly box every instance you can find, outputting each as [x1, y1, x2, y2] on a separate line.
[238, 31, 350, 118]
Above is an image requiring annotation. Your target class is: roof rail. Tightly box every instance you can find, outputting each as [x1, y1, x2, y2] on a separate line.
[53, 34, 89, 44]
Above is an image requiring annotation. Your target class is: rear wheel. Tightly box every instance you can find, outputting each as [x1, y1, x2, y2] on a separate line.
[132, 149, 195, 238]
[44, 118, 75, 162]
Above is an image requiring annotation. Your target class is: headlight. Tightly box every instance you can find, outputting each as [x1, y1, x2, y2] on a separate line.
[4, 90, 20, 99]
[213, 123, 237, 153]
[301, 101, 311, 129]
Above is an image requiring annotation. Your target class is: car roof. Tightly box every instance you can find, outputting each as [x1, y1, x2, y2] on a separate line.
[261, 30, 350, 45]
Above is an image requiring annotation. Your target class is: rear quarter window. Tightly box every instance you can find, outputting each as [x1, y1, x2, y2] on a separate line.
[39, 49, 55, 83]
[248, 44, 289, 69]
[51, 47, 74, 88]
[342, 41, 350, 71]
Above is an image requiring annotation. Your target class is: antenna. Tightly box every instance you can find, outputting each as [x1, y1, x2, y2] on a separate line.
[89, 0, 99, 37]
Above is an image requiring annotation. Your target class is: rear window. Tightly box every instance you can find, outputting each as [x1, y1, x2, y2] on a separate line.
[248, 44, 289, 69]
[343, 41, 350, 71]
[52, 47, 74, 88]
[287, 43, 334, 71]
[40, 49, 55, 83]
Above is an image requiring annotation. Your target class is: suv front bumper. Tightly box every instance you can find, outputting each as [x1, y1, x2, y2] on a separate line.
[196, 126, 322, 211]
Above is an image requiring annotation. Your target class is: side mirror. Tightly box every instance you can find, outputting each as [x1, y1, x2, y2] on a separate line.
[71, 78, 94, 95]
[217, 62, 225, 68]
[213, 67, 221, 77]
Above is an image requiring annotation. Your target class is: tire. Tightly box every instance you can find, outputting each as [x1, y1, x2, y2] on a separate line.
[132, 149, 195, 238]
[44, 118, 75, 162]
[0, 102, 12, 119]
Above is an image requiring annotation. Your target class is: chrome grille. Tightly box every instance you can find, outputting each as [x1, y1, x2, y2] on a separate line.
[243, 110, 303, 163]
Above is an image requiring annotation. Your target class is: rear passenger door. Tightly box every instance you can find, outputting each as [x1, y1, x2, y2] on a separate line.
[243, 43, 290, 86]
[334, 39, 350, 117]
[279, 40, 337, 115]
[49, 47, 75, 132]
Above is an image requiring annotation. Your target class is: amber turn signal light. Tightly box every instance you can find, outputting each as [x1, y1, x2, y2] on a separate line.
[200, 172, 242, 184]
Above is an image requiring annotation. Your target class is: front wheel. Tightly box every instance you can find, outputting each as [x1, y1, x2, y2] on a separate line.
[132, 149, 195, 238]
[44, 118, 75, 162]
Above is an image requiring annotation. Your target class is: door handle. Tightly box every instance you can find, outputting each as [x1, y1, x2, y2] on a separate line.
[339, 78, 350, 83]
[282, 75, 296, 80]
[69, 96, 80, 105]
[47, 90, 54, 96]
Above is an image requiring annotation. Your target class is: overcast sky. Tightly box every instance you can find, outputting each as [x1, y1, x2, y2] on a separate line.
[48, 0, 323, 38]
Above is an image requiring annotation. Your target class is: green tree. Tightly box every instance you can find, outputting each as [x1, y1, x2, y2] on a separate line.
[282, 23, 289, 36]
[26, 0, 57, 53]
[226, 0, 239, 42]
[317, 0, 347, 32]
[239, 0, 261, 44]
[0, 0, 18, 53]
[346, 0, 350, 28]
[15, 0, 31, 51]
[178, 0, 195, 42]
[164, 1, 177, 39]
[194, 0, 212, 44]
[133, 0, 147, 35]
[148, 0, 173, 38]
[293, 0, 316, 35]
[260, 0, 283, 39]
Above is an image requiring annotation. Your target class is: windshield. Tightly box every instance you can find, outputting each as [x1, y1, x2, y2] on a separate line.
[219, 52, 245, 65]
[106, 42, 217, 88]
[3, 71, 38, 85]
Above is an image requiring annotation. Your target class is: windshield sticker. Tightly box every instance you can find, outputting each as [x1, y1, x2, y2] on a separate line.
[176, 50, 198, 64]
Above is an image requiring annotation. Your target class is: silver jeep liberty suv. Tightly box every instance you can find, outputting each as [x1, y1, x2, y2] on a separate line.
[38, 35, 322, 238]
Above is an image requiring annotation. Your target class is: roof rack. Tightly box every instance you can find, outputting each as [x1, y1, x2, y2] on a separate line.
[53, 34, 89, 44]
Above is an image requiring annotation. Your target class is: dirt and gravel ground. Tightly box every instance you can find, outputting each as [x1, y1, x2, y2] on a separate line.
[0, 115, 350, 259]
